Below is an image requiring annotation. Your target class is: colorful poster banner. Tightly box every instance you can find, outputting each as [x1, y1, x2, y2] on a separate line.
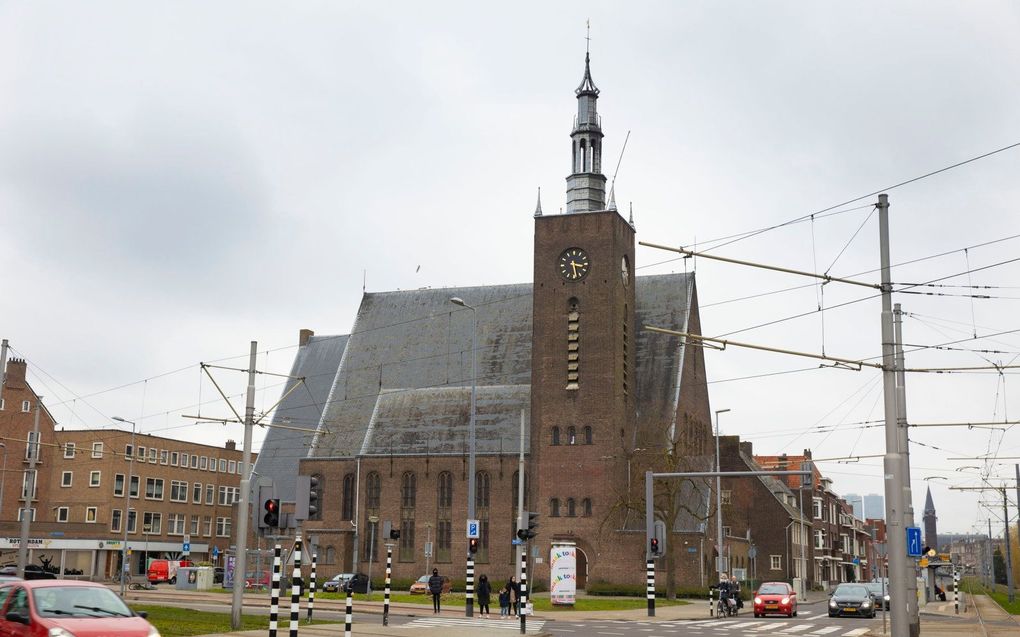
[550, 544, 576, 605]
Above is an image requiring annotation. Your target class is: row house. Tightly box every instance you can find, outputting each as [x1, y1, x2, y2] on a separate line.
[754, 450, 876, 589]
[719, 437, 811, 587]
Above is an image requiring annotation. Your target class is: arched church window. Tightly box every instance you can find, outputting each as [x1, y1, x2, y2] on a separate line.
[550, 498, 560, 517]
[366, 472, 381, 509]
[567, 426, 576, 445]
[566, 498, 576, 517]
[551, 426, 560, 446]
[584, 426, 593, 445]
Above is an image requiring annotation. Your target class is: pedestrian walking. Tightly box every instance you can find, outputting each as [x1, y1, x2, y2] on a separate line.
[507, 576, 519, 616]
[499, 586, 510, 618]
[477, 574, 491, 617]
[428, 568, 444, 614]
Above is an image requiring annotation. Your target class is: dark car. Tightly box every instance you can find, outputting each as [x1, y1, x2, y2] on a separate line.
[214, 567, 224, 584]
[322, 573, 356, 593]
[828, 583, 876, 618]
[343, 573, 370, 594]
[863, 582, 890, 610]
[0, 565, 56, 580]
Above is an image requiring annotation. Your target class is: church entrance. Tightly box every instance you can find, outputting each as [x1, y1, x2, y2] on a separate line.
[575, 548, 588, 590]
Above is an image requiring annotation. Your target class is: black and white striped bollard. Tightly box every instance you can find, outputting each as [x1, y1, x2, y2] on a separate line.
[288, 537, 303, 637]
[269, 544, 282, 637]
[709, 586, 714, 617]
[344, 587, 353, 637]
[519, 551, 527, 635]
[465, 555, 474, 617]
[646, 559, 655, 617]
[954, 569, 960, 614]
[383, 546, 392, 626]
[306, 553, 316, 622]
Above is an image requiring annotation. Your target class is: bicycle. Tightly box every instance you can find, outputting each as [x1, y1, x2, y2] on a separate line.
[129, 582, 157, 591]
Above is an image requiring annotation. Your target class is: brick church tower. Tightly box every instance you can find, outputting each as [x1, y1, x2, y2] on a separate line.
[530, 50, 639, 583]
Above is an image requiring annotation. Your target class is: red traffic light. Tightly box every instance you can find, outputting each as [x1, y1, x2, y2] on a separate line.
[469, 538, 479, 554]
[650, 537, 660, 555]
[263, 498, 280, 527]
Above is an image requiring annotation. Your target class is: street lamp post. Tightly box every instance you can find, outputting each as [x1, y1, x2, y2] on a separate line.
[113, 416, 137, 597]
[450, 297, 477, 618]
[0, 442, 7, 519]
[367, 515, 379, 598]
[715, 408, 730, 585]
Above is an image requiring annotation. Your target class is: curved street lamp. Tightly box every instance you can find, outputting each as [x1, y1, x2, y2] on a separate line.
[113, 416, 136, 597]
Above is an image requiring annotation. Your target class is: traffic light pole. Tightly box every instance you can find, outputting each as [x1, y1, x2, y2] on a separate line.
[231, 342, 258, 630]
[516, 410, 526, 587]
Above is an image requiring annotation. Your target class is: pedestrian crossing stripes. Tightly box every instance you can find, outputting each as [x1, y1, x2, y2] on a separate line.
[676, 618, 871, 636]
[404, 616, 547, 633]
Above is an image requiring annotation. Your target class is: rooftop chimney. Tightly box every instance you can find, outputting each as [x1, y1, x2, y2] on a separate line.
[225, 439, 236, 451]
[299, 329, 314, 346]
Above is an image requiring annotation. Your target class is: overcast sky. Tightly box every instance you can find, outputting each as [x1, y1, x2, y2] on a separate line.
[2, 1, 1019, 536]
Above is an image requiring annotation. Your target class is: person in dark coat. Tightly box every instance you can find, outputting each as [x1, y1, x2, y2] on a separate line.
[477, 574, 491, 617]
[506, 576, 519, 616]
[428, 568, 444, 613]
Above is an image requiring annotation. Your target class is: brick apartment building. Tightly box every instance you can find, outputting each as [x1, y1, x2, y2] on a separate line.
[1, 356, 252, 579]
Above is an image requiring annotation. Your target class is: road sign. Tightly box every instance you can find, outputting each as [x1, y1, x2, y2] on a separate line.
[906, 527, 922, 557]
[467, 519, 480, 539]
[424, 541, 433, 557]
[687, 546, 697, 553]
[512, 539, 524, 546]
[747, 546, 757, 560]
[212, 546, 220, 558]
[182, 543, 191, 553]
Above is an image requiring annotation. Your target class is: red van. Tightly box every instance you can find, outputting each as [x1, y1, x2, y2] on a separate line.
[146, 559, 193, 584]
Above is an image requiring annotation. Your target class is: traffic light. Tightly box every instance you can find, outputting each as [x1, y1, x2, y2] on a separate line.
[516, 512, 539, 541]
[295, 475, 320, 521]
[469, 538, 479, 554]
[255, 483, 276, 531]
[263, 498, 280, 528]
[649, 519, 666, 559]
[308, 476, 320, 519]
[650, 537, 660, 556]
[389, 528, 401, 541]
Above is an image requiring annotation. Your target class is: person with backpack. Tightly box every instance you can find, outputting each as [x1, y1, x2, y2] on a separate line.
[428, 568, 444, 613]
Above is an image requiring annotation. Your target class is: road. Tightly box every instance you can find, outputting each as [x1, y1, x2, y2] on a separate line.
[390, 609, 883, 636]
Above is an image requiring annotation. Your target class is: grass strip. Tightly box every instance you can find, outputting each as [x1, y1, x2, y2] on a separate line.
[132, 604, 329, 637]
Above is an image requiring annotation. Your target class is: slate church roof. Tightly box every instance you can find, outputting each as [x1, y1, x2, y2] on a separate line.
[256, 272, 698, 500]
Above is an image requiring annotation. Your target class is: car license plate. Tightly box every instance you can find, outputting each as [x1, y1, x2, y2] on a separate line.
[765, 604, 779, 610]
[844, 607, 857, 612]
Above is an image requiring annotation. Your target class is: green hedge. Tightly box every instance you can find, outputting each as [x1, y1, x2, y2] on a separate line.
[586, 580, 747, 600]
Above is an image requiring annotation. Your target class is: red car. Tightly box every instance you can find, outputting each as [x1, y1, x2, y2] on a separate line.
[753, 581, 798, 618]
[0, 579, 159, 637]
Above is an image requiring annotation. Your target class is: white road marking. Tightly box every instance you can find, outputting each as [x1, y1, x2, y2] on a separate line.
[809, 627, 841, 635]
[842, 629, 870, 636]
[780, 625, 812, 633]
[753, 621, 787, 630]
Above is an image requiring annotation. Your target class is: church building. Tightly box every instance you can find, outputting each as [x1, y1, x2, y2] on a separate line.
[254, 50, 716, 590]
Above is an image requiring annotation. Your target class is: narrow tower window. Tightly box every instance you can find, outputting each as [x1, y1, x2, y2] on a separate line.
[622, 303, 629, 397]
[566, 298, 580, 390]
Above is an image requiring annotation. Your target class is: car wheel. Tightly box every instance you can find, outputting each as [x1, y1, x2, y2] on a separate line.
[793, 610, 798, 617]
[753, 612, 759, 618]
[169, 577, 176, 585]
[829, 612, 838, 618]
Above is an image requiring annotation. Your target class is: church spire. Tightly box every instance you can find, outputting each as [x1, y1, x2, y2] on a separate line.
[565, 42, 607, 214]
[534, 186, 543, 217]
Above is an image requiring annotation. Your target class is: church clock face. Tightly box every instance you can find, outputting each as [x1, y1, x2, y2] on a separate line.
[558, 247, 590, 281]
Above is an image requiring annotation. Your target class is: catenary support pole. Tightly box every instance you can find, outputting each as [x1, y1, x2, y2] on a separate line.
[893, 304, 920, 637]
[383, 546, 392, 625]
[306, 553, 316, 622]
[878, 193, 909, 637]
[954, 568, 959, 614]
[1003, 489, 1015, 603]
[288, 536, 303, 637]
[516, 410, 525, 587]
[269, 544, 282, 637]
[646, 558, 655, 617]
[519, 551, 527, 635]
[231, 341, 258, 629]
[17, 399, 41, 578]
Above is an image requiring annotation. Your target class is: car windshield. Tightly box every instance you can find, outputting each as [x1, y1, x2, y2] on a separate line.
[864, 583, 887, 594]
[33, 586, 133, 618]
[416, 576, 429, 583]
[834, 585, 868, 597]
[758, 584, 788, 595]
